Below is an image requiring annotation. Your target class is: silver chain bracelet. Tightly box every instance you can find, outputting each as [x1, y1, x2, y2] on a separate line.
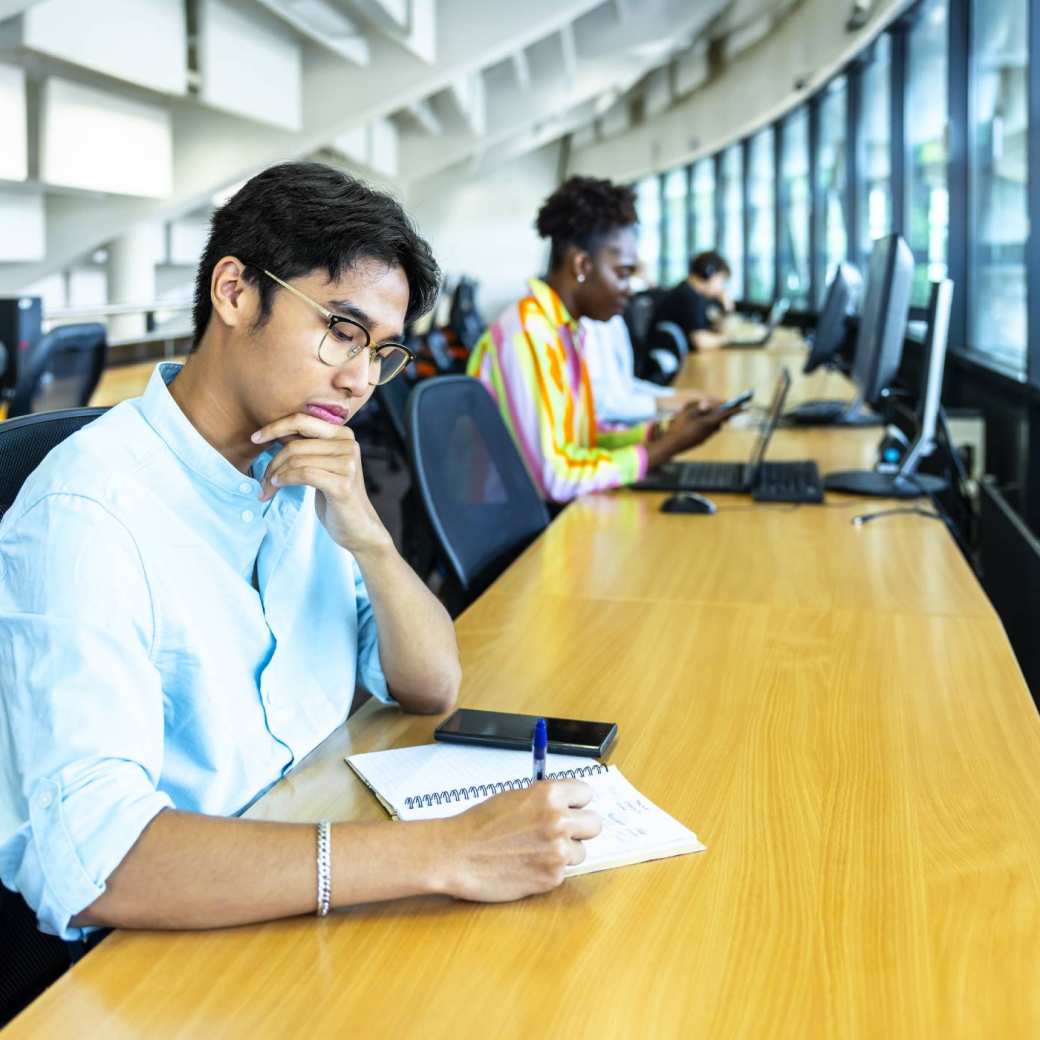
[316, 820, 331, 917]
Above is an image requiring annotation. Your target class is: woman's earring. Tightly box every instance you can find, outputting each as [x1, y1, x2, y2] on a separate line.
[577, 274, 586, 284]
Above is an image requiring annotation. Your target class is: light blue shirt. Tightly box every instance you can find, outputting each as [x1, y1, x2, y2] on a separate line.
[0, 363, 392, 939]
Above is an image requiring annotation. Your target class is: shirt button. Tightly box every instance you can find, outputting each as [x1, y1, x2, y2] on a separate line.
[241, 509, 255, 523]
[37, 791, 53, 809]
[239, 481, 252, 494]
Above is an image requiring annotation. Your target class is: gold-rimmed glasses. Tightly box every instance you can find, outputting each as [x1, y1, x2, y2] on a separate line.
[259, 268, 414, 385]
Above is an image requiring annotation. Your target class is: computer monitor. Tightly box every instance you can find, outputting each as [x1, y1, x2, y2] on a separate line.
[824, 277, 952, 499]
[850, 234, 914, 407]
[0, 296, 43, 400]
[785, 238, 911, 426]
[803, 263, 861, 375]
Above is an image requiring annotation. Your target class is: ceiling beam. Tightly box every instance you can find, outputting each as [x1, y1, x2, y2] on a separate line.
[559, 22, 578, 88]
[406, 98, 443, 134]
[254, 0, 369, 66]
[511, 49, 531, 91]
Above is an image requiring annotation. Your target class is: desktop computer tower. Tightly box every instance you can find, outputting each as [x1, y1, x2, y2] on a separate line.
[0, 296, 42, 396]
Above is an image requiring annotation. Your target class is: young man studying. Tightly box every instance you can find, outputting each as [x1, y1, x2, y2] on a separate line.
[0, 163, 601, 945]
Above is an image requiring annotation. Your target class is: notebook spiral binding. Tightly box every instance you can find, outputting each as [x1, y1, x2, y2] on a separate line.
[403, 763, 608, 810]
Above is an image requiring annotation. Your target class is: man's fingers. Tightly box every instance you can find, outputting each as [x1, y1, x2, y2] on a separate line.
[251, 413, 354, 445]
[264, 463, 346, 493]
[566, 808, 603, 841]
[547, 779, 594, 809]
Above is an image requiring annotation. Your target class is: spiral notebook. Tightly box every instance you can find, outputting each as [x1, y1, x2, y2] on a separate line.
[345, 743, 706, 877]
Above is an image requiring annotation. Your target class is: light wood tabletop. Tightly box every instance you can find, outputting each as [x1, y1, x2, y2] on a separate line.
[89, 357, 185, 408]
[7, 333, 1040, 1039]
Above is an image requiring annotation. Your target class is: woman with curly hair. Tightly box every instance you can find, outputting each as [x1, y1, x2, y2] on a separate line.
[467, 176, 736, 505]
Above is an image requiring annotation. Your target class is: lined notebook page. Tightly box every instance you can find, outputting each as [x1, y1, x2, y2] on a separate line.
[346, 743, 593, 818]
[345, 744, 706, 876]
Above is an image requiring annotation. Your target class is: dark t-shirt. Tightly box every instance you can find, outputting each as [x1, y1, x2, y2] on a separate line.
[652, 280, 711, 339]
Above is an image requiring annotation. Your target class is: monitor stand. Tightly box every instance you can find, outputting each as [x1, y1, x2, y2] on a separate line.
[784, 397, 882, 427]
[823, 470, 948, 498]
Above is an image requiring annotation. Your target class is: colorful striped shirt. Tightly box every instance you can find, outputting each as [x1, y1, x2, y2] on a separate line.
[467, 279, 649, 504]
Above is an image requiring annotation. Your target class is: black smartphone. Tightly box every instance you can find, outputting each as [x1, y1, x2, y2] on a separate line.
[434, 708, 617, 758]
[716, 388, 754, 413]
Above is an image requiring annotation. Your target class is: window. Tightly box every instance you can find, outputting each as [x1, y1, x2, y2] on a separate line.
[969, 0, 1028, 375]
[720, 144, 744, 299]
[815, 75, 848, 305]
[858, 34, 892, 261]
[746, 128, 776, 303]
[691, 158, 716, 253]
[635, 175, 662, 286]
[662, 167, 689, 285]
[906, 0, 949, 307]
[778, 107, 810, 306]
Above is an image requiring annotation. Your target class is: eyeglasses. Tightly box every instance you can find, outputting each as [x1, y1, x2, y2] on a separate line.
[259, 268, 414, 386]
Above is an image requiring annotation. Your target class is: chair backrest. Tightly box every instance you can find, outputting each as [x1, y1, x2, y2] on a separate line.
[424, 328, 454, 373]
[654, 321, 689, 361]
[407, 376, 549, 598]
[0, 888, 74, 1028]
[448, 277, 485, 351]
[375, 375, 412, 450]
[0, 407, 107, 517]
[623, 290, 661, 353]
[8, 323, 107, 418]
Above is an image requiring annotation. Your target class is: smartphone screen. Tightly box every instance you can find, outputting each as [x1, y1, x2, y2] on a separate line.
[718, 388, 754, 412]
[434, 708, 617, 758]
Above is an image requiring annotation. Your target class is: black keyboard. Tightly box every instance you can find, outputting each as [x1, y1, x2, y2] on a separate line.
[676, 462, 748, 492]
[752, 461, 824, 503]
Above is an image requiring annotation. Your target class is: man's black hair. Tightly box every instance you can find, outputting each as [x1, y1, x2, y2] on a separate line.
[689, 251, 732, 280]
[191, 162, 440, 348]
[535, 175, 638, 272]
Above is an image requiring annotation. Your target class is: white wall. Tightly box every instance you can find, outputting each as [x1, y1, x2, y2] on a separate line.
[407, 143, 561, 323]
[198, 0, 302, 131]
[0, 189, 44, 261]
[39, 77, 173, 197]
[569, 0, 911, 183]
[0, 62, 27, 181]
[23, 0, 187, 95]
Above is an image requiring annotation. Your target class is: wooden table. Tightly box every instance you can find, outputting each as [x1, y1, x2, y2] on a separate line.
[90, 358, 184, 408]
[8, 335, 1040, 1038]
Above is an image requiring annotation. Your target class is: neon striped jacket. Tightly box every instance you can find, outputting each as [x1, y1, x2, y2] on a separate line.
[467, 279, 649, 503]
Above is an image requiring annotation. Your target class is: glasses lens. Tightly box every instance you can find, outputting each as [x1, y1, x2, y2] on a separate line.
[318, 319, 368, 366]
[370, 346, 410, 385]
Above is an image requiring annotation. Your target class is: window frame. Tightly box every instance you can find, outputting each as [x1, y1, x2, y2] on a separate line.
[633, 0, 1038, 384]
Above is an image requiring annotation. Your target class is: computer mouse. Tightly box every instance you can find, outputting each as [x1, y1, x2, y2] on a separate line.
[660, 492, 717, 515]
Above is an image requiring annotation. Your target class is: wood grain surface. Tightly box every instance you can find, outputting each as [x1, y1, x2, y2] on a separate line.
[7, 333, 1039, 1039]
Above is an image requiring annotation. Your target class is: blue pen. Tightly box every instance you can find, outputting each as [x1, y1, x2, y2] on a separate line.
[532, 718, 548, 781]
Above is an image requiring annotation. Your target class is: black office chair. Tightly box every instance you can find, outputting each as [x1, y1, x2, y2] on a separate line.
[448, 277, 485, 351]
[0, 888, 79, 1027]
[407, 376, 549, 613]
[8, 323, 107, 418]
[375, 374, 411, 455]
[0, 409, 107, 1025]
[623, 290, 659, 353]
[0, 407, 106, 517]
[424, 328, 455, 373]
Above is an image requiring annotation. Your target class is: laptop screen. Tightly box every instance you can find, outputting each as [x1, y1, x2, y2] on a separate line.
[746, 368, 793, 476]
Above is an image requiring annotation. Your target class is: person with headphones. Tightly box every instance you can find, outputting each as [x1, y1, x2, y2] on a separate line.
[650, 251, 735, 360]
[467, 178, 739, 505]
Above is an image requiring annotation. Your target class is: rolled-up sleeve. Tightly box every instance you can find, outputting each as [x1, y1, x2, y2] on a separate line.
[352, 558, 393, 705]
[0, 494, 171, 939]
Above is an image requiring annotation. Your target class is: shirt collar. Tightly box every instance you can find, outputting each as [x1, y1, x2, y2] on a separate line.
[137, 363, 271, 493]
[527, 278, 579, 333]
